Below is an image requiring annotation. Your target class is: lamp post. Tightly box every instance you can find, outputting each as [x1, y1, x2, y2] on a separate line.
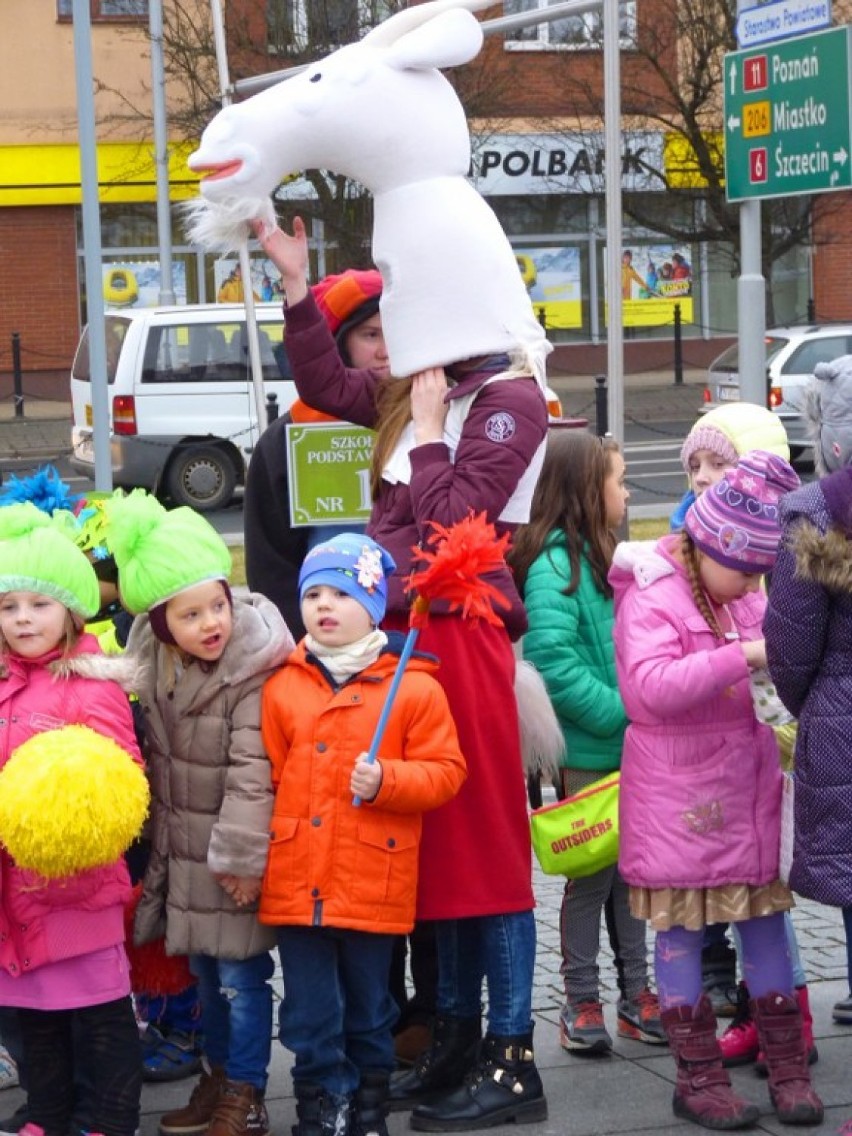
[72, 0, 112, 491]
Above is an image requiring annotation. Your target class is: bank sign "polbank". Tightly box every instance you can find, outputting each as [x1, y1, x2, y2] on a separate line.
[468, 132, 663, 195]
[723, 25, 852, 202]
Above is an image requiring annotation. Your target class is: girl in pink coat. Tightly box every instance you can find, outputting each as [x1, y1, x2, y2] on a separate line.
[609, 452, 822, 1131]
[0, 504, 143, 1136]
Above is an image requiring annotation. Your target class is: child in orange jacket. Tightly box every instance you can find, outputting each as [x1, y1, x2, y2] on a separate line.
[260, 533, 466, 1136]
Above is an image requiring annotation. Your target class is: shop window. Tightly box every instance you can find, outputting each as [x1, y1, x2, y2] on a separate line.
[503, 0, 636, 50]
[57, 0, 148, 19]
[267, 0, 398, 55]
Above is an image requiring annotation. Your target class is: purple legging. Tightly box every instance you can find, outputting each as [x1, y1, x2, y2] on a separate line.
[655, 913, 793, 1010]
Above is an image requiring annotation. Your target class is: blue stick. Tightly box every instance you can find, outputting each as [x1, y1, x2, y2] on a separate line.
[352, 626, 420, 807]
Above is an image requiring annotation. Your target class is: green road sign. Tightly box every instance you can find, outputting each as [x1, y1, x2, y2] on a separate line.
[724, 26, 852, 202]
[287, 421, 375, 527]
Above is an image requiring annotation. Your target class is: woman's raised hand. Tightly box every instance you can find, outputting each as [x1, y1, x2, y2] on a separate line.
[251, 215, 309, 305]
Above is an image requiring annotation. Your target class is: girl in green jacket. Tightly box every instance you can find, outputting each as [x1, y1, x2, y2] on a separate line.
[510, 431, 663, 1056]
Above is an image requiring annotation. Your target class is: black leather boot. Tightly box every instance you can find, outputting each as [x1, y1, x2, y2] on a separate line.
[387, 1014, 481, 1112]
[292, 1082, 351, 1136]
[409, 1031, 547, 1132]
[350, 1069, 390, 1136]
[701, 940, 738, 1018]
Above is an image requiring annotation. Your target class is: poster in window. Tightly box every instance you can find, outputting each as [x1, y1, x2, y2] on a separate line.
[606, 244, 694, 328]
[102, 260, 187, 309]
[214, 259, 283, 305]
[513, 246, 582, 330]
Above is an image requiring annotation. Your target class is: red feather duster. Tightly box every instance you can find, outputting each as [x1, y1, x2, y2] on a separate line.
[354, 512, 512, 804]
[405, 511, 512, 630]
[123, 883, 195, 996]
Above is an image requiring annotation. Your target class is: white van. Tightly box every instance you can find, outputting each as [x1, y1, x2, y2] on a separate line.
[70, 303, 295, 511]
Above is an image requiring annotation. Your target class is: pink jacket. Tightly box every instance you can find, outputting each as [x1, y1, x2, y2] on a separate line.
[608, 536, 782, 890]
[0, 636, 141, 978]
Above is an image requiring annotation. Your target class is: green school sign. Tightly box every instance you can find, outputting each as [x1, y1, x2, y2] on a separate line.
[723, 26, 852, 202]
[286, 422, 375, 526]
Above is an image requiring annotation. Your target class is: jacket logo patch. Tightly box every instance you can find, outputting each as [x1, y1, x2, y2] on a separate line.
[681, 799, 724, 835]
[29, 712, 66, 731]
[485, 412, 516, 442]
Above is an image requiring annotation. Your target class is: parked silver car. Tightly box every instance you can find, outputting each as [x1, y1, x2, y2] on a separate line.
[704, 324, 852, 459]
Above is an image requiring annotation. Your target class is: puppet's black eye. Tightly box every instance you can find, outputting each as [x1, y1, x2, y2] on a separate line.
[310, 72, 322, 83]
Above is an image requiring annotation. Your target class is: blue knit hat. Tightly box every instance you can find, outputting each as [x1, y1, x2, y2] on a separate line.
[685, 450, 800, 573]
[298, 533, 396, 626]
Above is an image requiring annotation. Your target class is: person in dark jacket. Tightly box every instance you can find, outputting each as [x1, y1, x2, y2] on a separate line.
[243, 269, 385, 637]
[764, 354, 852, 1028]
[243, 270, 438, 1066]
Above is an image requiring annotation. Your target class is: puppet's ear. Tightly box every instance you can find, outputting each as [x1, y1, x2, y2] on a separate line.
[384, 8, 484, 72]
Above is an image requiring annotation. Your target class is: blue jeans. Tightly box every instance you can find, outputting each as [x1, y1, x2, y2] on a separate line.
[435, 912, 536, 1037]
[189, 952, 274, 1090]
[276, 926, 397, 1097]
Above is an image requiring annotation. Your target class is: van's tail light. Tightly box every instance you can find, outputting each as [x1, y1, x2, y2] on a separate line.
[112, 395, 138, 436]
[703, 387, 712, 404]
[768, 386, 783, 410]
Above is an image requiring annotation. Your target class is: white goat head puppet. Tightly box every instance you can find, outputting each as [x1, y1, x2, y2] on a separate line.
[187, 0, 550, 381]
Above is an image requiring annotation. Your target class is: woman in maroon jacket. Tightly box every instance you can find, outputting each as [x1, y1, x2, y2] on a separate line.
[254, 215, 548, 1133]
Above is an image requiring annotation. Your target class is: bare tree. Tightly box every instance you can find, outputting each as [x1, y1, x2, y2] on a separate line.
[459, 0, 846, 326]
[95, 0, 850, 316]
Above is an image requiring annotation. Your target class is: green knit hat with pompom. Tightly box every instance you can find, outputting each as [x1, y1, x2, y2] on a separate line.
[0, 502, 100, 619]
[105, 491, 231, 615]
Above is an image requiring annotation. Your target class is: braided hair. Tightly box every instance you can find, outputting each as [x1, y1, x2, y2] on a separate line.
[680, 531, 724, 640]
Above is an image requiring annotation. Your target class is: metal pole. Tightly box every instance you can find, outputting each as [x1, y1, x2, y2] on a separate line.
[594, 374, 608, 437]
[73, 0, 112, 491]
[735, 2, 766, 407]
[603, 0, 624, 445]
[150, 0, 175, 305]
[673, 302, 683, 385]
[11, 333, 24, 418]
[209, 0, 267, 435]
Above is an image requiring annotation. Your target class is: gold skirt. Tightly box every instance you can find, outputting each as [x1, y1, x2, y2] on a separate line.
[630, 881, 794, 932]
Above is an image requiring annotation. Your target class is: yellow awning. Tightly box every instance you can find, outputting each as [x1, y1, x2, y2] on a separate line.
[0, 140, 200, 206]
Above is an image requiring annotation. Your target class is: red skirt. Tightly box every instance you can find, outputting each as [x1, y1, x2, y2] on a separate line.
[384, 613, 534, 920]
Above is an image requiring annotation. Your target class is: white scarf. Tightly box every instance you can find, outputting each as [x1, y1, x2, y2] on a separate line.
[305, 628, 388, 684]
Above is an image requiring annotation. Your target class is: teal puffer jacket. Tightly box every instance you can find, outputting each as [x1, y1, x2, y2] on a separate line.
[521, 532, 627, 772]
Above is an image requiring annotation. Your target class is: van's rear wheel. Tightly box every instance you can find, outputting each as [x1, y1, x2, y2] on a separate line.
[165, 444, 237, 511]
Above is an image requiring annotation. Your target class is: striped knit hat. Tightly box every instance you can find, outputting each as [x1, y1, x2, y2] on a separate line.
[684, 450, 800, 573]
[311, 270, 382, 340]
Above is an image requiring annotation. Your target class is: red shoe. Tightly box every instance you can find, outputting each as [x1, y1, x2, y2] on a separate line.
[719, 983, 759, 1067]
[720, 1018, 759, 1067]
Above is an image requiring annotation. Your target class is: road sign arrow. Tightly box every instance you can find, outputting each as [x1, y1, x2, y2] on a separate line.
[833, 146, 849, 166]
[728, 59, 737, 96]
[727, 114, 742, 132]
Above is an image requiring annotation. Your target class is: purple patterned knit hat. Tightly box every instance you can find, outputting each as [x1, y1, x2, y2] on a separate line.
[684, 450, 800, 572]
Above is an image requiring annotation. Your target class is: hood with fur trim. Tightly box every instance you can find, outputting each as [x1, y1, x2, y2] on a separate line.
[784, 518, 852, 594]
[778, 476, 852, 595]
[48, 649, 143, 693]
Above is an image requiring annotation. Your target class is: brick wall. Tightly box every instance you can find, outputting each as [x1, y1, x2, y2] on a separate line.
[0, 206, 80, 397]
[812, 195, 852, 323]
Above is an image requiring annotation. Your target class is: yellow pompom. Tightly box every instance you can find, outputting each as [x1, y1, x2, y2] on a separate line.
[0, 725, 150, 879]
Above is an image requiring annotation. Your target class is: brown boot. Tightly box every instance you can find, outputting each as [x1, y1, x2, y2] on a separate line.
[752, 992, 824, 1125]
[662, 995, 759, 1130]
[206, 1081, 270, 1136]
[160, 1063, 227, 1135]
